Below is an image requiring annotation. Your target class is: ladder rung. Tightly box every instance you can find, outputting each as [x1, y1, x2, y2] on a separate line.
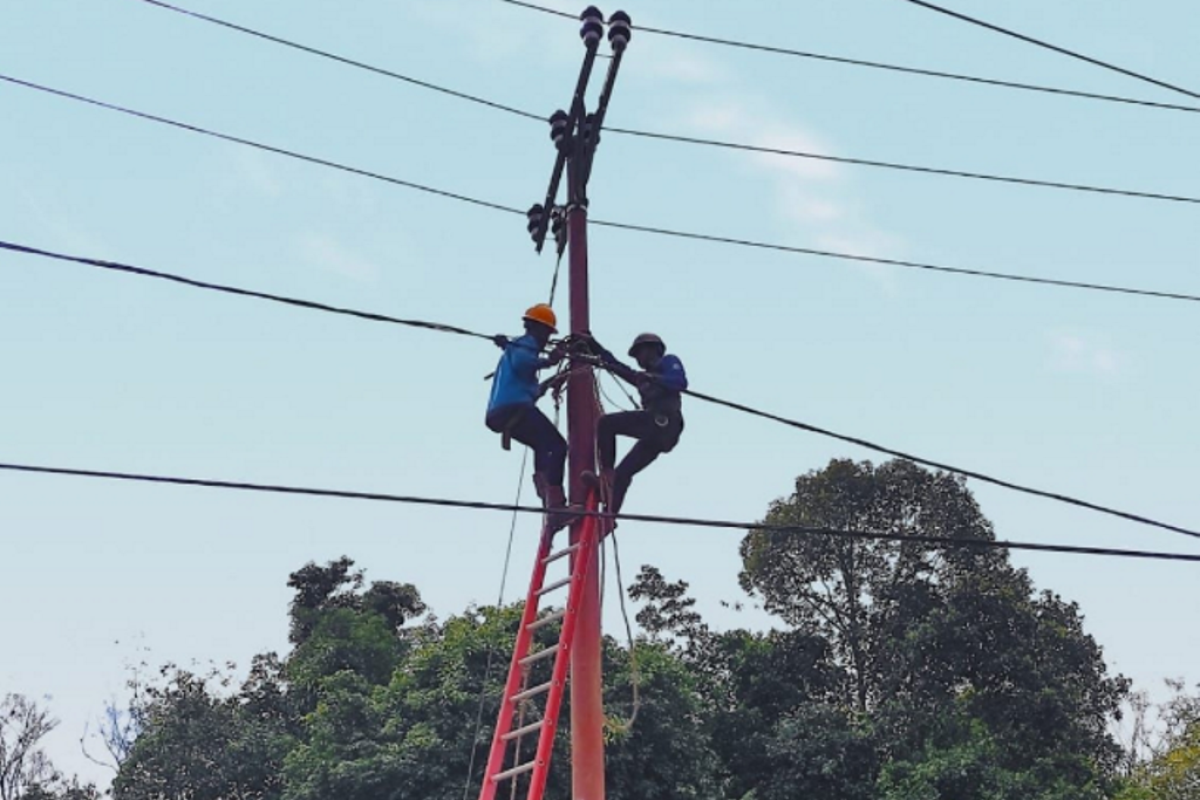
[519, 644, 560, 667]
[511, 680, 553, 703]
[492, 760, 537, 782]
[537, 576, 572, 597]
[502, 720, 545, 741]
[527, 609, 566, 632]
[542, 543, 580, 565]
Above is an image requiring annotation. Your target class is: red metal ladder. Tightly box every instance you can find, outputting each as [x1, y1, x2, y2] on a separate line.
[477, 492, 601, 800]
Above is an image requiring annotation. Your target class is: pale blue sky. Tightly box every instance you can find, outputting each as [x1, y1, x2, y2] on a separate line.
[2, 0, 1198, 789]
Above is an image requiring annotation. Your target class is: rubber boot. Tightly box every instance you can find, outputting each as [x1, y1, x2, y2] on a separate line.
[542, 484, 578, 533]
[581, 470, 617, 530]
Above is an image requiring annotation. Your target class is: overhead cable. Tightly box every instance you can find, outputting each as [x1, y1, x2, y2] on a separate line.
[0, 75, 523, 218]
[0, 225, 1192, 542]
[602, 127, 1200, 206]
[675, 386, 1200, 540]
[136, 0, 542, 121]
[3, 461, 1199, 563]
[899, 0, 1200, 101]
[498, 0, 1200, 115]
[137, 0, 1200, 206]
[6, 74, 1199, 305]
[3, 236, 1196, 540]
[0, 241, 493, 342]
[587, 219, 1200, 304]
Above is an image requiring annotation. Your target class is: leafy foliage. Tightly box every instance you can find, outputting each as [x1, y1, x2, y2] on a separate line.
[108, 461, 1150, 800]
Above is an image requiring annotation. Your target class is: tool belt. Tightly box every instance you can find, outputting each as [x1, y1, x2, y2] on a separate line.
[487, 406, 528, 451]
[652, 411, 684, 453]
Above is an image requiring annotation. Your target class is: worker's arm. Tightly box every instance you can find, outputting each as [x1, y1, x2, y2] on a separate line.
[600, 352, 644, 386]
[573, 333, 646, 385]
[654, 355, 689, 392]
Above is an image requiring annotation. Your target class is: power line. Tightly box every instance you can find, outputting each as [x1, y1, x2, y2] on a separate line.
[0, 75, 523, 218]
[603, 127, 1200, 206]
[6, 74, 1200, 304]
[136, 0, 541, 122]
[899, 0, 1200, 102]
[587, 219, 1200, 304]
[5, 232, 1197, 540]
[673, 385, 1200, 541]
[3, 461, 1199, 563]
[0, 241, 493, 342]
[498, 0, 1200, 115]
[136, 0, 1200, 207]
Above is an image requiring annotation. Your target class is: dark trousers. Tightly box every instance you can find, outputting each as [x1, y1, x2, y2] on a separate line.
[488, 406, 567, 488]
[597, 411, 668, 514]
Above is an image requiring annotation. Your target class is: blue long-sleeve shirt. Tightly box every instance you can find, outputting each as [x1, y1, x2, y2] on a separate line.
[487, 334, 553, 417]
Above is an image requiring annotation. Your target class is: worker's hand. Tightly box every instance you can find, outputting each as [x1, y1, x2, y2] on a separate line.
[492, 334, 509, 349]
[545, 340, 569, 365]
[538, 370, 569, 398]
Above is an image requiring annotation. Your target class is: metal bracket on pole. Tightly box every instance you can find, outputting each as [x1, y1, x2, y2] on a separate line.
[529, 7, 604, 253]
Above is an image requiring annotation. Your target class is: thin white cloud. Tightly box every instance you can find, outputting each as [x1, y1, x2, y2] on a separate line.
[20, 190, 113, 255]
[1049, 330, 1123, 377]
[683, 98, 903, 280]
[298, 234, 380, 281]
[232, 150, 282, 198]
[635, 38, 728, 85]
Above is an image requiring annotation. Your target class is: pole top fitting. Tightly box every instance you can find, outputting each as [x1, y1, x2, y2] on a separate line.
[608, 10, 632, 52]
[549, 109, 570, 148]
[580, 6, 604, 47]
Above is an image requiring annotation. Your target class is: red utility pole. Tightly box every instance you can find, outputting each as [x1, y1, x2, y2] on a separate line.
[506, 9, 629, 800]
[565, 155, 605, 800]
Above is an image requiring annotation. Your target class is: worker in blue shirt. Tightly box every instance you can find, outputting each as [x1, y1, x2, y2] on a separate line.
[487, 303, 573, 531]
[587, 332, 688, 516]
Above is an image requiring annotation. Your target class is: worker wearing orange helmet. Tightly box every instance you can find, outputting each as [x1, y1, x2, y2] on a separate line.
[587, 332, 688, 516]
[487, 304, 572, 531]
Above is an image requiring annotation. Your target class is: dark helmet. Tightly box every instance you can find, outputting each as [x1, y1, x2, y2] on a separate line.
[628, 332, 665, 357]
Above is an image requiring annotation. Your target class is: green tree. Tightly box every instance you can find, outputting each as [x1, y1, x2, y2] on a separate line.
[1118, 682, 1200, 800]
[629, 566, 868, 799]
[112, 665, 294, 800]
[740, 459, 1127, 796]
[1, 694, 60, 800]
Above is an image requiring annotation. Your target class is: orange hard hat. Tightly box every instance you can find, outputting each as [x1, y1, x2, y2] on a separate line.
[522, 303, 558, 333]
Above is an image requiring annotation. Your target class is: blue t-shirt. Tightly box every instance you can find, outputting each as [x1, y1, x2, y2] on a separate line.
[650, 354, 688, 393]
[487, 334, 551, 417]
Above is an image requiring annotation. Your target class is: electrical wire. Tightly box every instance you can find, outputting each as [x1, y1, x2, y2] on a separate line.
[497, 0, 1200, 115]
[0, 75, 524, 218]
[133, 2, 1200, 206]
[586, 219, 1200, 304]
[2, 461, 1199, 562]
[0, 241, 494, 341]
[6, 75, 1200, 304]
[602, 127, 1200, 206]
[898, 0, 1200, 101]
[609, 530, 641, 732]
[673, 385, 1200, 541]
[5, 225, 1187, 543]
[136, 0, 542, 121]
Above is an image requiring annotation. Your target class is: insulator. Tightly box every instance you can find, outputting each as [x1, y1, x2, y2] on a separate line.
[582, 113, 600, 145]
[549, 109, 569, 144]
[608, 10, 632, 51]
[526, 203, 545, 239]
[580, 18, 603, 46]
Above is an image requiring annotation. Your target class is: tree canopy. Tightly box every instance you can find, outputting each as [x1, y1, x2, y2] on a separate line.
[103, 459, 1153, 800]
